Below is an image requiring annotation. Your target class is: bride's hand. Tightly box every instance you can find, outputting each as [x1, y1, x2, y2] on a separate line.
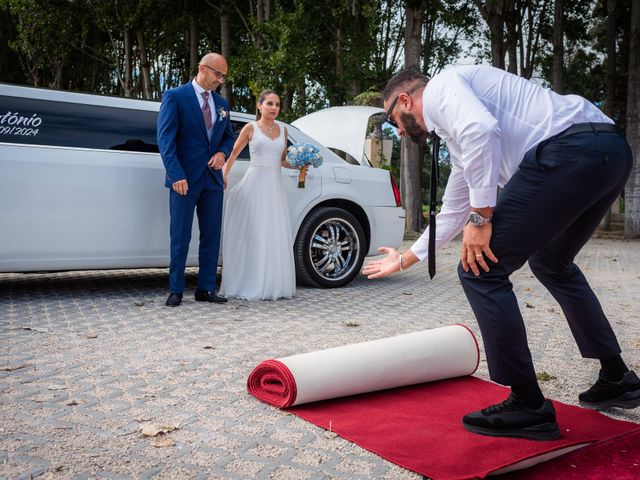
[361, 247, 401, 279]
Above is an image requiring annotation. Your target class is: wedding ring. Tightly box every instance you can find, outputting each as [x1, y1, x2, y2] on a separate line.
[475, 254, 483, 258]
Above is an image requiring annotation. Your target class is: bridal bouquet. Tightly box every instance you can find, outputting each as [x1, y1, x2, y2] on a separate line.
[286, 143, 323, 188]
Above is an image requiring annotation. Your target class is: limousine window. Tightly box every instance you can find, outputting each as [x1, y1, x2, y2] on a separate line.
[231, 119, 250, 160]
[0, 94, 158, 152]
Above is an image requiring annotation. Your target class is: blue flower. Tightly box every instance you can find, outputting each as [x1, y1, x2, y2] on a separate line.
[286, 143, 323, 188]
[286, 143, 323, 168]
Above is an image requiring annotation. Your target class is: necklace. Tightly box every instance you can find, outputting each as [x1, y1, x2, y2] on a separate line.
[260, 121, 276, 131]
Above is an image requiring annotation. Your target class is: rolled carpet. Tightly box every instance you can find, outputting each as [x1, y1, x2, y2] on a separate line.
[247, 324, 479, 407]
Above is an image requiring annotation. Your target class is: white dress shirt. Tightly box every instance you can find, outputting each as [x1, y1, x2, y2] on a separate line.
[192, 79, 216, 125]
[410, 65, 612, 262]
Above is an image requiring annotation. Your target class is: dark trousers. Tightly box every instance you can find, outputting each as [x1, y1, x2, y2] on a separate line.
[458, 125, 633, 386]
[169, 171, 223, 294]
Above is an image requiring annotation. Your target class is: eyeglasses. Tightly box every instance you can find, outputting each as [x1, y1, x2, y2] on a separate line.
[384, 96, 399, 129]
[202, 64, 227, 82]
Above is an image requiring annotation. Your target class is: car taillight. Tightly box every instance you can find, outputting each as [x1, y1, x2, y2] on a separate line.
[390, 173, 401, 207]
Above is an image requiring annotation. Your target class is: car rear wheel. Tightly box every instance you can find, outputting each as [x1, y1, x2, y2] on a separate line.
[294, 207, 366, 288]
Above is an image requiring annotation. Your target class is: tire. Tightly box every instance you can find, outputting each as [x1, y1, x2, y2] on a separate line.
[294, 207, 367, 288]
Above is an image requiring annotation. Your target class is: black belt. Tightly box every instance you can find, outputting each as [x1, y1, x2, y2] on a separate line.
[557, 122, 620, 138]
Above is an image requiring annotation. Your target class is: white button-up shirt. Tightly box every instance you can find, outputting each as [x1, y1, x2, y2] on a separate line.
[410, 65, 612, 262]
[192, 79, 216, 124]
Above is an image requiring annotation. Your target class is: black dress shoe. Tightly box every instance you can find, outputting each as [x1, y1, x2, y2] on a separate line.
[194, 288, 227, 303]
[165, 293, 183, 307]
[579, 370, 640, 409]
[462, 393, 560, 441]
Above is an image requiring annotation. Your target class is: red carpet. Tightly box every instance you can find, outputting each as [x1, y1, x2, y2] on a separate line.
[247, 326, 479, 407]
[247, 359, 297, 407]
[288, 376, 640, 480]
[501, 428, 640, 479]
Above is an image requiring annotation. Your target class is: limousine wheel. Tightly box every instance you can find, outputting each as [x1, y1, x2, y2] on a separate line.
[295, 207, 366, 288]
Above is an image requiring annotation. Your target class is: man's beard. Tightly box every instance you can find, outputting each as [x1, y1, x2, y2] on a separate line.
[399, 111, 429, 144]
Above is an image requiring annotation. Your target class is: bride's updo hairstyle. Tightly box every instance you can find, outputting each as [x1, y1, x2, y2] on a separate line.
[256, 89, 278, 120]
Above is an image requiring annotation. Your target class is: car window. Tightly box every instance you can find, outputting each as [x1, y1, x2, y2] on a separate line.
[230, 119, 296, 161]
[231, 120, 250, 160]
[0, 95, 159, 152]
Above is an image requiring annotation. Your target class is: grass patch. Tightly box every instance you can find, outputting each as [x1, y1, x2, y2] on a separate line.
[536, 371, 557, 382]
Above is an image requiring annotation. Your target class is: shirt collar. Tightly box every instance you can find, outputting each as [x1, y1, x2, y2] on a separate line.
[422, 83, 436, 134]
[192, 79, 208, 97]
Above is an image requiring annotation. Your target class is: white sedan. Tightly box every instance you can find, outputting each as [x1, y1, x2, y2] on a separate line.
[0, 83, 405, 287]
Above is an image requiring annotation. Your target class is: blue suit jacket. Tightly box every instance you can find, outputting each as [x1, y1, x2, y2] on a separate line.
[157, 83, 236, 190]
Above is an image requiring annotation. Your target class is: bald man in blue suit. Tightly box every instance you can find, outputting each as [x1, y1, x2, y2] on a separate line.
[157, 52, 236, 307]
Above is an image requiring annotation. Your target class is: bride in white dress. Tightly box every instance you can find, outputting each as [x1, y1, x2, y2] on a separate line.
[220, 89, 297, 300]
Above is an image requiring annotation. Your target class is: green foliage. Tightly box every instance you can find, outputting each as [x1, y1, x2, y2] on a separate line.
[0, 0, 634, 228]
[0, 2, 23, 84]
[2, 0, 80, 86]
[353, 90, 383, 107]
[0, 0, 633, 131]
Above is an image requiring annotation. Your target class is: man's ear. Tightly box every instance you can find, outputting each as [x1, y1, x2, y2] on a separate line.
[397, 91, 412, 110]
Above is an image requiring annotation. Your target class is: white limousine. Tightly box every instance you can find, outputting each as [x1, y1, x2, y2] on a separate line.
[0, 83, 405, 287]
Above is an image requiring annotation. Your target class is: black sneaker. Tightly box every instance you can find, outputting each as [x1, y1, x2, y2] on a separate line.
[462, 393, 560, 441]
[579, 370, 640, 409]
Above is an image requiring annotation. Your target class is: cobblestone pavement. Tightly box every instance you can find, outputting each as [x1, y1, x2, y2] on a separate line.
[1, 238, 639, 480]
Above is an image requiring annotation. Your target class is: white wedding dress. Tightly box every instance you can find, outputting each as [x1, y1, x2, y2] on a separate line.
[220, 121, 296, 300]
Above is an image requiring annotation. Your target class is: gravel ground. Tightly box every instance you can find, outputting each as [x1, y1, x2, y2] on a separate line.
[1, 237, 639, 479]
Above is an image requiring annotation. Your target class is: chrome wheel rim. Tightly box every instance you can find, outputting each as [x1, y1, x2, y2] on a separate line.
[309, 217, 360, 282]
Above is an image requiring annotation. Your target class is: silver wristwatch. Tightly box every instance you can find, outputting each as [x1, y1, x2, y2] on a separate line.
[468, 211, 492, 227]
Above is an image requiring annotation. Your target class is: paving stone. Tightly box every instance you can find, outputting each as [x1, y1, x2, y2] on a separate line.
[1, 238, 639, 479]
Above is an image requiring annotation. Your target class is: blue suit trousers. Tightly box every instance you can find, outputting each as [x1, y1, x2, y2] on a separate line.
[169, 170, 223, 294]
[458, 125, 633, 386]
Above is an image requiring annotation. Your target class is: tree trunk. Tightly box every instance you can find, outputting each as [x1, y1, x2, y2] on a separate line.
[519, 0, 550, 79]
[19, 54, 39, 87]
[136, 30, 153, 100]
[123, 27, 133, 98]
[298, 80, 306, 115]
[552, 0, 564, 93]
[401, 4, 424, 234]
[625, 0, 640, 237]
[183, 28, 190, 84]
[474, 0, 506, 69]
[489, 14, 504, 69]
[189, 11, 199, 79]
[253, 0, 264, 49]
[220, 0, 232, 101]
[335, 26, 344, 105]
[505, 0, 518, 74]
[51, 57, 63, 89]
[283, 86, 295, 114]
[601, 0, 617, 230]
[350, 4, 362, 98]
[256, 0, 264, 23]
[263, 0, 271, 21]
[605, 0, 617, 120]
